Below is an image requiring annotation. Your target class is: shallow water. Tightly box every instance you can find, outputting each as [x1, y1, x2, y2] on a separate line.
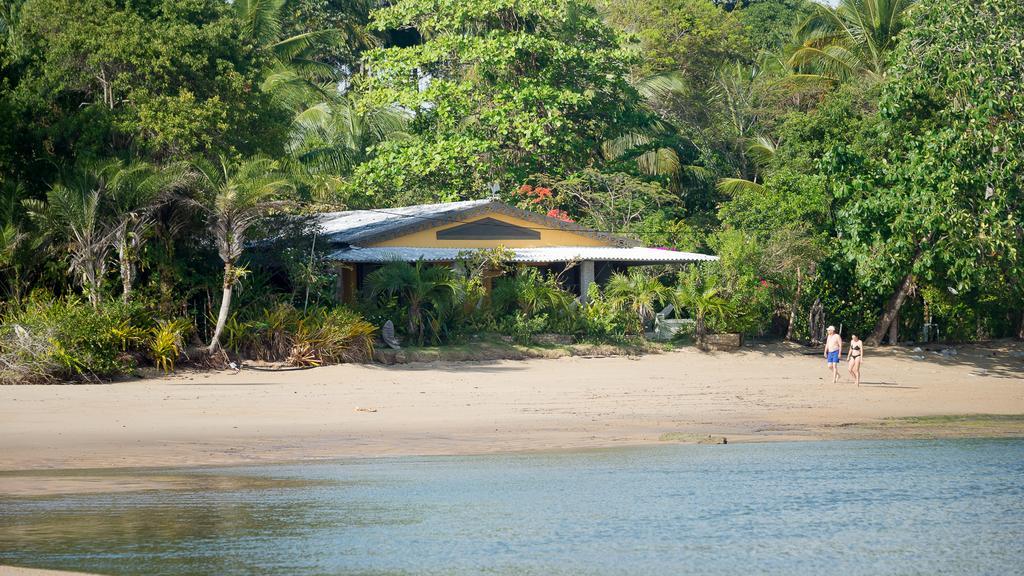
[2, 439, 1023, 575]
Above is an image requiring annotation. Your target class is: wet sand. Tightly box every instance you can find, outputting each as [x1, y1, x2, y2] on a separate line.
[1, 341, 1022, 496]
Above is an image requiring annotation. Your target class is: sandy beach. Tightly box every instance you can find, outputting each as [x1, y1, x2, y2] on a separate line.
[1, 341, 1022, 496]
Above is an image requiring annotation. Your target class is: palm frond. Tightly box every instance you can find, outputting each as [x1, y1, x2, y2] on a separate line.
[234, 0, 285, 46]
[272, 29, 344, 61]
[635, 71, 688, 101]
[788, 0, 916, 80]
[716, 177, 765, 196]
[746, 136, 777, 167]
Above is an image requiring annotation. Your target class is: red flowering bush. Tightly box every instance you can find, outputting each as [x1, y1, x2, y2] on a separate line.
[516, 184, 571, 221]
[546, 209, 573, 222]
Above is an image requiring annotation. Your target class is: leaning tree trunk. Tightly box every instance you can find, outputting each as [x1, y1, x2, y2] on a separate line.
[868, 235, 932, 346]
[887, 309, 899, 345]
[868, 272, 915, 346]
[208, 262, 235, 353]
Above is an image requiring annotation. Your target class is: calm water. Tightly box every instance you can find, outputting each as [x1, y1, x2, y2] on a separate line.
[2, 439, 1023, 575]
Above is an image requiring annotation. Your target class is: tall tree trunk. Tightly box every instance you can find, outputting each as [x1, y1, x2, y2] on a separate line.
[786, 266, 803, 340]
[159, 237, 176, 316]
[868, 272, 914, 345]
[208, 262, 234, 353]
[887, 309, 899, 344]
[118, 240, 133, 303]
[84, 263, 101, 308]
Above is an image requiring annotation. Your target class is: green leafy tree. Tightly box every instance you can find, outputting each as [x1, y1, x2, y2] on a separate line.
[347, 0, 646, 205]
[734, 0, 816, 55]
[522, 170, 677, 233]
[833, 0, 1024, 344]
[12, 0, 284, 161]
[597, 0, 748, 82]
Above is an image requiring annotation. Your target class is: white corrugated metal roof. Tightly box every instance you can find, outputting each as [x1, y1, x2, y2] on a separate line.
[314, 199, 494, 245]
[312, 199, 640, 247]
[329, 246, 718, 264]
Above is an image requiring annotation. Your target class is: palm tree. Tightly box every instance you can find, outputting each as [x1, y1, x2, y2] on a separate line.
[672, 282, 733, 342]
[0, 180, 35, 305]
[106, 161, 189, 302]
[34, 183, 111, 307]
[365, 260, 462, 346]
[24, 161, 131, 307]
[234, 0, 373, 116]
[605, 270, 671, 334]
[788, 0, 917, 83]
[288, 96, 409, 198]
[715, 135, 777, 195]
[190, 156, 294, 353]
[601, 72, 715, 191]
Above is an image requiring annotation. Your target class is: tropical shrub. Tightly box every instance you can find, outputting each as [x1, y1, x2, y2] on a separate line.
[288, 308, 376, 366]
[500, 312, 551, 345]
[672, 277, 735, 341]
[253, 302, 302, 360]
[578, 284, 630, 342]
[0, 295, 151, 383]
[221, 313, 260, 358]
[364, 261, 463, 346]
[150, 318, 192, 373]
[605, 270, 671, 335]
[702, 230, 775, 335]
[492, 267, 573, 319]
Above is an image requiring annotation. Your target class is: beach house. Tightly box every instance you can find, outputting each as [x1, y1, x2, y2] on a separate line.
[316, 199, 717, 302]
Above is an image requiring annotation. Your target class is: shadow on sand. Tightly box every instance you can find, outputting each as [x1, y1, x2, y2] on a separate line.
[741, 339, 1024, 380]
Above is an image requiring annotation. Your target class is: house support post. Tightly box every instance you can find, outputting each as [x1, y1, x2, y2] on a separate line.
[579, 260, 595, 303]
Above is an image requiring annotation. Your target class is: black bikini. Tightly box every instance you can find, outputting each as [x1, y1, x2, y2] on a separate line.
[851, 343, 862, 358]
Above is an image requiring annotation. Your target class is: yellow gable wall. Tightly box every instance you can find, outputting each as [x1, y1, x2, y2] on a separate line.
[368, 212, 613, 248]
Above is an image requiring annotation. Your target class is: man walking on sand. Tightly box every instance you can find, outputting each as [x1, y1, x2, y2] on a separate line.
[824, 325, 842, 383]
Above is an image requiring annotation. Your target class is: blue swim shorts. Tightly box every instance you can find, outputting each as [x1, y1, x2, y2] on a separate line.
[827, 350, 840, 364]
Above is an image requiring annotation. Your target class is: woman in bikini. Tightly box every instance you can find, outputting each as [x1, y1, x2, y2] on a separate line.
[847, 334, 864, 386]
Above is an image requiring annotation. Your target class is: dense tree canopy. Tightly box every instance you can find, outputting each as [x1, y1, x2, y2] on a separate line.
[342, 0, 650, 207]
[1, 0, 1022, 368]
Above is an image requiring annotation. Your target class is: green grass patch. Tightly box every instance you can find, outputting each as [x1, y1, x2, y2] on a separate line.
[877, 414, 1024, 428]
[374, 334, 672, 364]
